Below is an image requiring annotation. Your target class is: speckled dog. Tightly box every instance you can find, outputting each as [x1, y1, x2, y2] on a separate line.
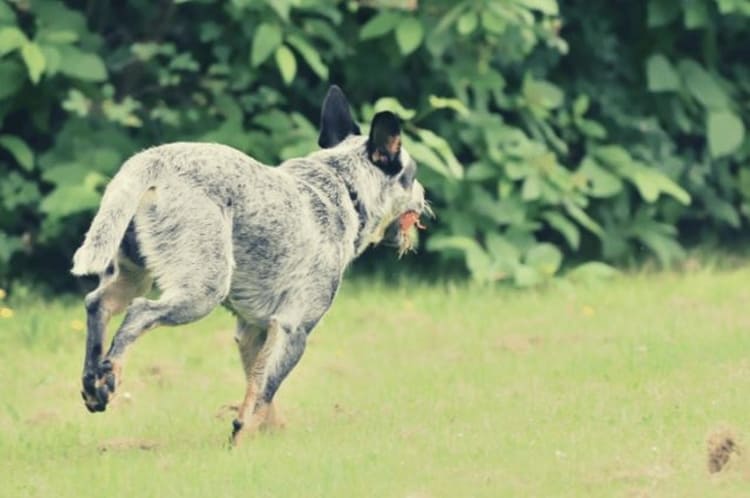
[72, 86, 429, 444]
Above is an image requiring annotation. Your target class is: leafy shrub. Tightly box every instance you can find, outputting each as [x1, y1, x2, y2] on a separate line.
[0, 0, 748, 289]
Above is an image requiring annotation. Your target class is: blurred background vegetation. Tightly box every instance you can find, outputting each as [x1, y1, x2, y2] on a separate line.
[0, 0, 749, 291]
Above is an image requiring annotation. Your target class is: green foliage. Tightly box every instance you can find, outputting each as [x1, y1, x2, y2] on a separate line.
[0, 0, 749, 288]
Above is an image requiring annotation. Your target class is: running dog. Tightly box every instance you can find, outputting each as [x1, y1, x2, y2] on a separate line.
[72, 85, 429, 444]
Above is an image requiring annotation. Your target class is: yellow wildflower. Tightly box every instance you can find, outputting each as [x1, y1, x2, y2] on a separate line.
[0, 288, 6, 300]
[0, 307, 14, 318]
[70, 319, 85, 331]
[581, 305, 595, 317]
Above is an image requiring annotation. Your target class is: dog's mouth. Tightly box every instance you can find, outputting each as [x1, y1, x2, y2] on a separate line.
[383, 208, 431, 257]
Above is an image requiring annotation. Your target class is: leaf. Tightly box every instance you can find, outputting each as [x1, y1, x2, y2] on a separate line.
[433, 2, 466, 35]
[707, 111, 745, 158]
[542, 211, 580, 249]
[426, 235, 482, 253]
[250, 23, 283, 67]
[40, 185, 101, 218]
[465, 246, 494, 282]
[275, 45, 296, 85]
[485, 232, 521, 267]
[0, 232, 23, 265]
[577, 119, 607, 139]
[577, 157, 623, 198]
[57, 45, 107, 81]
[594, 146, 688, 204]
[0, 59, 25, 100]
[0, 26, 26, 56]
[0, 2, 16, 23]
[32, 1, 87, 32]
[265, 0, 290, 22]
[428, 95, 470, 116]
[427, 234, 500, 281]
[0, 135, 33, 171]
[404, 139, 452, 178]
[360, 11, 401, 40]
[631, 216, 685, 266]
[457, 11, 478, 35]
[61, 88, 91, 116]
[573, 95, 589, 117]
[286, 35, 328, 80]
[414, 128, 463, 179]
[465, 162, 498, 181]
[38, 44, 61, 76]
[567, 262, 619, 283]
[679, 59, 728, 110]
[37, 29, 79, 44]
[373, 97, 417, 120]
[523, 76, 564, 111]
[684, 0, 710, 28]
[521, 175, 541, 201]
[628, 163, 692, 205]
[525, 243, 562, 276]
[565, 201, 604, 237]
[131, 42, 161, 61]
[20, 41, 45, 84]
[704, 192, 740, 227]
[593, 145, 631, 169]
[646, 54, 680, 92]
[647, 0, 680, 27]
[516, 0, 559, 15]
[42, 163, 92, 186]
[395, 18, 423, 55]
[169, 52, 199, 72]
[513, 265, 543, 287]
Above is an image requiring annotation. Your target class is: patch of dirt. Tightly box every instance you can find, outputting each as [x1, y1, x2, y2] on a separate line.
[708, 428, 741, 473]
[98, 437, 158, 453]
[25, 410, 59, 425]
[612, 463, 674, 482]
[496, 334, 543, 354]
[332, 402, 358, 422]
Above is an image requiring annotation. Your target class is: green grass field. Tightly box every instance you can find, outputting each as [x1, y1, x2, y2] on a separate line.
[2, 267, 750, 497]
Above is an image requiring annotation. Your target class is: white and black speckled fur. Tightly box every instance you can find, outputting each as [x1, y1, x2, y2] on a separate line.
[73, 86, 429, 432]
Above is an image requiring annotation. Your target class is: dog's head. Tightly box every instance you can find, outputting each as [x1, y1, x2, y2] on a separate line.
[316, 85, 430, 255]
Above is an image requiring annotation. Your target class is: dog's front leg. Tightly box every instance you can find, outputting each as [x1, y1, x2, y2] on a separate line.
[81, 289, 112, 412]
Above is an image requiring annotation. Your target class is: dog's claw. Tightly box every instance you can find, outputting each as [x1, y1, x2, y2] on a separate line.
[229, 419, 244, 446]
[232, 419, 243, 436]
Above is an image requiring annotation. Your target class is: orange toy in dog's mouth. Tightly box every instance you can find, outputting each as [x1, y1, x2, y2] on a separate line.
[397, 210, 426, 257]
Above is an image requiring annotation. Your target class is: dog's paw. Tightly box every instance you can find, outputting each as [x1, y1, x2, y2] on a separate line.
[81, 360, 118, 413]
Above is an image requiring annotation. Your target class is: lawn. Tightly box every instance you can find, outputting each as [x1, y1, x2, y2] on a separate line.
[1, 266, 750, 497]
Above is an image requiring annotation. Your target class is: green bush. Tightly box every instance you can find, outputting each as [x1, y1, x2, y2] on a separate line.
[0, 0, 749, 289]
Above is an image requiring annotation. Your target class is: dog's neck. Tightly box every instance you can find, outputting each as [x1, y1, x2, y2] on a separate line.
[307, 137, 391, 257]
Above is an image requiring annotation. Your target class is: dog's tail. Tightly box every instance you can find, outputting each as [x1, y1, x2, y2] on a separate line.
[71, 152, 156, 276]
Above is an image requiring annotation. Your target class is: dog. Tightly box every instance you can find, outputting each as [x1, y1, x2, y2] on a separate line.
[71, 85, 429, 444]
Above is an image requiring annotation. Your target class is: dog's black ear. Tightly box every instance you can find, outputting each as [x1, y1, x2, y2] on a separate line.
[318, 85, 361, 148]
[367, 111, 402, 175]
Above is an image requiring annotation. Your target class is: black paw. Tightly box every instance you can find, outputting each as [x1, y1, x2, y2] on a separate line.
[80, 361, 117, 413]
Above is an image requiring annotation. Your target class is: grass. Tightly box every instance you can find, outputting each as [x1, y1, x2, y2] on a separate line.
[2, 267, 750, 497]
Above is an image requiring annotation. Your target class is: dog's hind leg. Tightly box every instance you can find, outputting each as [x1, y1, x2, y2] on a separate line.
[231, 318, 308, 445]
[89, 282, 229, 412]
[87, 194, 234, 412]
[81, 257, 152, 412]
